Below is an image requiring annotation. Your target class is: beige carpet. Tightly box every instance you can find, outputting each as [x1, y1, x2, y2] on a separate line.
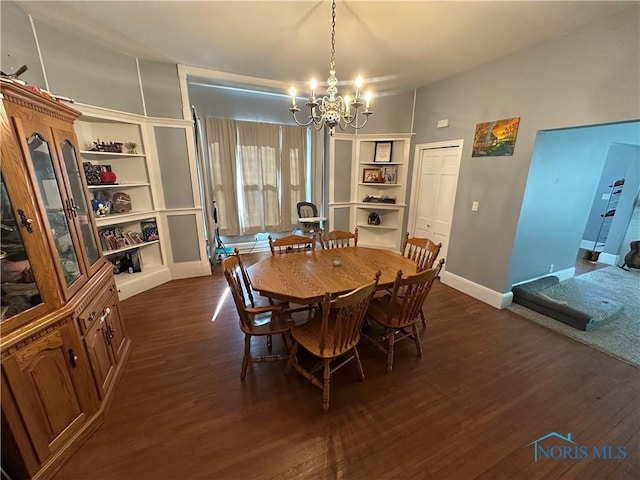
[508, 266, 640, 368]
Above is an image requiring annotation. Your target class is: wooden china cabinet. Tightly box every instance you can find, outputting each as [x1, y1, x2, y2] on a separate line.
[0, 79, 131, 480]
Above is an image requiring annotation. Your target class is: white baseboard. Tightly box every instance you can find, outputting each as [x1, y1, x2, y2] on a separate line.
[597, 252, 618, 265]
[170, 261, 212, 280]
[440, 271, 512, 309]
[441, 266, 576, 310]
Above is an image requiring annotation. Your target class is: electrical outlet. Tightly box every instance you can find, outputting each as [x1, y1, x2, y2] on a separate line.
[549, 264, 554, 273]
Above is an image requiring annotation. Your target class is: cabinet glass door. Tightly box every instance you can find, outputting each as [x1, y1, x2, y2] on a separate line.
[27, 133, 83, 287]
[0, 174, 43, 320]
[59, 138, 101, 268]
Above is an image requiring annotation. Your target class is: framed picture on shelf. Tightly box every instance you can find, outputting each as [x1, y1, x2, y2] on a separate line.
[374, 141, 393, 162]
[383, 166, 398, 184]
[363, 168, 384, 183]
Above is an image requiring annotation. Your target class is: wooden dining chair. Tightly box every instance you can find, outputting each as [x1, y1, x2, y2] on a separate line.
[223, 255, 294, 380]
[401, 232, 442, 327]
[362, 259, 443, 372]
[268, 234, 316, 255]
[402, 232, 442, 271]
[320, 228, 358, 249]
[285, 272, 380, 412]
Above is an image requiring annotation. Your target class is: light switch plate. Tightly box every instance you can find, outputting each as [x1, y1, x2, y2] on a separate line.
[472, 201, 479, 211]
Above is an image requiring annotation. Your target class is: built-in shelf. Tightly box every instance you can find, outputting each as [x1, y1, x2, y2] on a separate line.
[114, 265, 167, 289]
[359, 161, 403, 166]
[80, 151, 145, 158]
[356, 202, 407, 209]
[88, 183, 150, 189]
[95, 210, 156, 226]
[358, 182, 401, 187]
[102, 240, 160, 256]
[356, 223, 398, 230]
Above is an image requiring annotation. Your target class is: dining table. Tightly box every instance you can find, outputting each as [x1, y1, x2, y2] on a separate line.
[248, 246, 419, 304]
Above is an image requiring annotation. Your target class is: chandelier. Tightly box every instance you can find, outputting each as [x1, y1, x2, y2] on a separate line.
[288, 0, 373, 131]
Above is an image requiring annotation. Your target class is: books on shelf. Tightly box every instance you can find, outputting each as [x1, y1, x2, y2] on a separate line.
[99, 226, 145, 251]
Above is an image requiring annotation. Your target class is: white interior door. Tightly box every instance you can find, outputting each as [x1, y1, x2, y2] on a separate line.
[409, 143, 462, 267]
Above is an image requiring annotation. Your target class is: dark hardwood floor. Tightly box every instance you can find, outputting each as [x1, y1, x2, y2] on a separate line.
[54, 252, 639, 480]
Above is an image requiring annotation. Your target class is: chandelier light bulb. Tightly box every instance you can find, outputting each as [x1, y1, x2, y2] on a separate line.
[365, 91, 372, 110]
[290, 86, 297, 107]
[310, 78, 317, 100]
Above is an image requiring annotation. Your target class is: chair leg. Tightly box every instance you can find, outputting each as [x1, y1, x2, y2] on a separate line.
[420, 309, 427, 328]
[323, 359, 331, 412]
[267, 334, 273, 354]
[412, 322, 423, 357]
[241, 334, 251, 381]
[352, 346, 365, 381]
[386, 329, 395, 373]
[285, 341, 299, 375]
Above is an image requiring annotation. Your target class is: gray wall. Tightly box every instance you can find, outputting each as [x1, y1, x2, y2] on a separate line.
[167, 215, 201, 263]
[0, 1, 46, 87]
[1, 2, 182, 116]
[139, 60, 183, 119]
[154, 126, 195, 209]
[411, 10, 640, 293]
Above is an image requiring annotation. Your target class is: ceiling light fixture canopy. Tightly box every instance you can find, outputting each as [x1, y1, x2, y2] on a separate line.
[288, 0, 373, 132]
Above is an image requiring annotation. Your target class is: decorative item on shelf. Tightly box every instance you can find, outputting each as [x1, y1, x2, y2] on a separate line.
[363, 168, 384, 183]
[362, 194, 396, 204]
[125, 142, 138, 154]
[91, 199, 110, 217]
[98, 165, 117, 184]
[112, 192, 132, 214]
[374, 142, 393, 163]
[83, 162, 102, 185]
[287, 0, 373, 132]
[140, 220, 159, 242]
[383, 166, 398, 184]
[89, 140, 124, 153]
[92, 190, 114, 216]
[367, 212, 381, 225]
[99, 227, 144, 251]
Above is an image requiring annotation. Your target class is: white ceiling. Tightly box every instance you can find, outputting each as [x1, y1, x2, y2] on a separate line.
[15, 1, 638, 93]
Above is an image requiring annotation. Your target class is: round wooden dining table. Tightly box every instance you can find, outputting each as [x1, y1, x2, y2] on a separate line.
[248, 246, 419, 304]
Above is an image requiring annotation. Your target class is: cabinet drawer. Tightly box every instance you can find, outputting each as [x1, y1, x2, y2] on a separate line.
[76, 276, 117, 334]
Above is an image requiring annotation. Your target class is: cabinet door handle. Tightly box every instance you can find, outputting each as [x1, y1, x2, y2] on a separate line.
[17, 210, 34, 233]
[69, 198, 79, 217]
[68, 349, 78, 368]
[87, 311, 97, 322]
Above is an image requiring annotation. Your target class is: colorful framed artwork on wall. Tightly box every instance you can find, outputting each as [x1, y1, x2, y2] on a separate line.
[472, 117, 521, 157]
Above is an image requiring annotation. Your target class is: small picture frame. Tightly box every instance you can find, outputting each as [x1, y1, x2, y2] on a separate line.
[363, 168, 384, 183]
[374, 141, 393, 162]
[383, 166, 398, 184]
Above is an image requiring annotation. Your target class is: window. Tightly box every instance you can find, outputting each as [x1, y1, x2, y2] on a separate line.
[204, 118, 308, 236]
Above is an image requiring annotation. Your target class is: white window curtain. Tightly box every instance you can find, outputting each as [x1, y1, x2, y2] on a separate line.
[204, 118, 240, 236]
[201, 117, 308, 236]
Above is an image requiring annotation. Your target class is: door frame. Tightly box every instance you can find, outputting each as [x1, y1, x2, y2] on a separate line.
[407, 139, 464, 265]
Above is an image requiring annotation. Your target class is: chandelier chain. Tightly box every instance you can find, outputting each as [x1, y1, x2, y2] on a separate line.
[330, 0, 336, 70]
